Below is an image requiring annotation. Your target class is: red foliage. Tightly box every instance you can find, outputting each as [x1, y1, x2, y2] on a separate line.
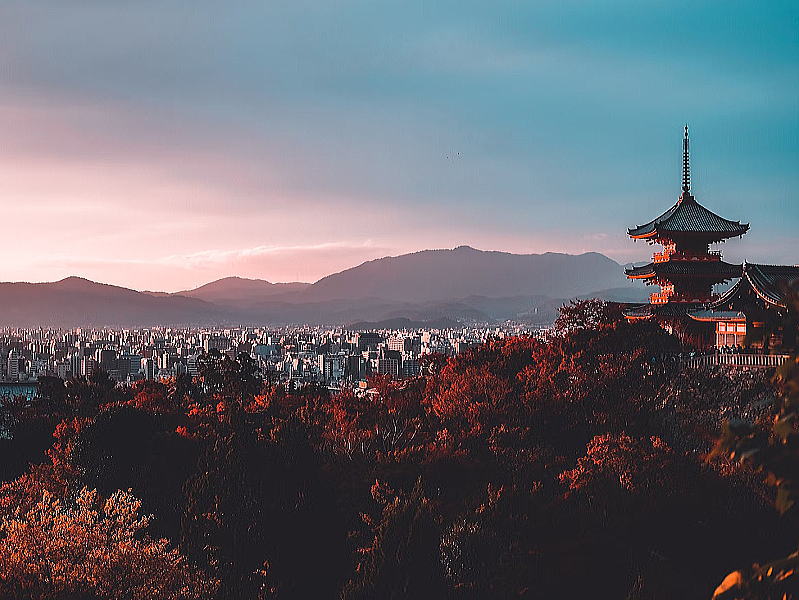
[127, 380, 173, 413]
[559, 432, 674, 496]
[0, 488, 217, 600]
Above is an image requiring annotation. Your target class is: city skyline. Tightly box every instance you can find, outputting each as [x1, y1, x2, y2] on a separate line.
[1, 1, 797, 291]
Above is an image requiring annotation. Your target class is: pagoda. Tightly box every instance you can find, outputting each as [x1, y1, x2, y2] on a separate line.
[623, 126, 749, 337]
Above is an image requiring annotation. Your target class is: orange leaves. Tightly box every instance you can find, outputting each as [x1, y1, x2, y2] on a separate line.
[711, 551, 799, 599]
[320, 381, 426, 459]
[0, 488, 217, 600]
[713, 570, 744, 598]
[370, 479, 396, 505]
[127, 380, 172, 414]
[559, 433, 674, 496]
[426, 337, 541, 438]
[245, 393, 272, 414]
[430, 365, 512, 426]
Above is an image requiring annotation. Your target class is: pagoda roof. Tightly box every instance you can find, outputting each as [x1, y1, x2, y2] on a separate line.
[622, 304, 656, 319]
[627, 193, 749, 240]
[625, 260, 741, 280]
[709, 263, 799, 309]
[623, 302, 704, 320]
[688, 309, 746, 322]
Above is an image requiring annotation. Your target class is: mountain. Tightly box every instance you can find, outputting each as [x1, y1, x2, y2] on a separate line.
[0, 248, 639, 326]
[347, 317, 463, 331]
[301, 246, 633, 303]
[176, 277, 310, 308]
[0, 277, 226, 327]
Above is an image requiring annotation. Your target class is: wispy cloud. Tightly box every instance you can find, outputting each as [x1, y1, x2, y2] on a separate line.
[0, 1, 795, 290]
[35, 242, 392, 291]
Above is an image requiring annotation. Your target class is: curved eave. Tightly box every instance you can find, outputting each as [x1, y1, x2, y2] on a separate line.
[745, 271, 785, 309]
[655, 225, 749, 240]
[708, 277, 744, 309]
[622, 304, 654, 320]
[628, 225, 749, 242]
[628, 230, 657, 240]
[624, 314, 654, 321]
[689, 310, 746, 322]
[626, 261, 741, 281]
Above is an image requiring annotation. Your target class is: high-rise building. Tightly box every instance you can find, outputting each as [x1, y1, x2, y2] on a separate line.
[6, 349, 20, 382]
[402, 358, 420, 378]
[141, 357, 156, 380]
[204, 336, 230, 353]
[387, 337, 406, 352]
[95, 349, 117, 373]
[356, 332, 383, 351]
[186, 354, 200, 377]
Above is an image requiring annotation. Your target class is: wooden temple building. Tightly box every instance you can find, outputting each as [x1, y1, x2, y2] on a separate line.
[689, 263, 799, 349]
[623, 126, 798, 349]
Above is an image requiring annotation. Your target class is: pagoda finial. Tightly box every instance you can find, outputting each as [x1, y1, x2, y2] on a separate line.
[682, 124, 690, 193]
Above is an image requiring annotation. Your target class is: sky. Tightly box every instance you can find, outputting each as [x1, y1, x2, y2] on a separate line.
[0, 1, 797, 291]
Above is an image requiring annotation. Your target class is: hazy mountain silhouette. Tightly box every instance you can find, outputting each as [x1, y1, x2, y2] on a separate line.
[0, 277, 224, 327]
[176, 277, 310, 308]
[347, 317, 463, 331]
[0, 248, 640, 326]
[301, 246, 633, 303]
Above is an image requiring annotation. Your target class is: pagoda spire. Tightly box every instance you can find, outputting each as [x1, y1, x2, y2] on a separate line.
[682, 124, 690, 193]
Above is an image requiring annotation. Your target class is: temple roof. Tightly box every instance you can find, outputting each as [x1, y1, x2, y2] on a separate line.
[709, 263, 799, 309]
[623, 302, 704, 320]
[688, 309, 746, 322]
[627, 193, 749, 240]
[625, 260, 741, 280]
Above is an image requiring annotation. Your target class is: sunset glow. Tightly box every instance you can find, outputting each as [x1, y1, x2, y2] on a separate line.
[1, 1, 797, 290]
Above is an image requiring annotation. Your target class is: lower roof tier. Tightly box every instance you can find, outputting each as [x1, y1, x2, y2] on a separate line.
[625, 260, 741, 280]
[688, 309, 746, 322]
[623, 302, 704, 320]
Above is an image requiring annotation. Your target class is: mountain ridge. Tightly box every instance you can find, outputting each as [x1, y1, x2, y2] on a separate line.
[0, 247, 640, 326]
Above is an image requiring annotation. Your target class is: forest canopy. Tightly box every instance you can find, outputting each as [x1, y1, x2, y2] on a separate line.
[0, 300, 796, 599]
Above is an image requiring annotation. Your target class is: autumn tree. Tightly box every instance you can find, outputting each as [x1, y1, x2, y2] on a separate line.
[0, 487, 217, 600]
[343, 478, 447, 600]
[553, 298, 623, 334]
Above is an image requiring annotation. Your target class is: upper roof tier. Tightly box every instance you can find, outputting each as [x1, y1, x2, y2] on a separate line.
[627, 191, 749, 241]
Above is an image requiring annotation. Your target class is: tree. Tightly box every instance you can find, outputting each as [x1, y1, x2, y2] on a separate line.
[343, 478, 447, 600]
[0, 487, 217, 600]
[198, 350, 262, 405]
[182, 417, 347, 599]
[711, 280, 799, 599]
[554, 298, 623, 334]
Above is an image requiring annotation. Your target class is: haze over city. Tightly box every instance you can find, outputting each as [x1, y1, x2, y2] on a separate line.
[1, 1, 797, 291]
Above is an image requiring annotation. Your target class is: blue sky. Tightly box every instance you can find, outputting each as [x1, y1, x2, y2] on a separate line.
[0, 1, 796, 289]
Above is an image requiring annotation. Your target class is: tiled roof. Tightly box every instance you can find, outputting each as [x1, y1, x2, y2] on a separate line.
[708, 263, 799, 309]
[628, 193, 749, 239]
[625, 261, 741, 279]
[622, 304, 654, 319]
[623, 302, 704, 319]
[745, 264, 799, 306]
[688, 309, 746, 322]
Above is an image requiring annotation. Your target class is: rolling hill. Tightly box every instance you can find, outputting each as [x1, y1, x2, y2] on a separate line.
[0, 248, 642, 326]
[302, 246, 633, 303]
[0, 277, 224, 327]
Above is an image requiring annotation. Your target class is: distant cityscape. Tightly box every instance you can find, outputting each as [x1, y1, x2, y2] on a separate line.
[0, 323, 546, 398]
